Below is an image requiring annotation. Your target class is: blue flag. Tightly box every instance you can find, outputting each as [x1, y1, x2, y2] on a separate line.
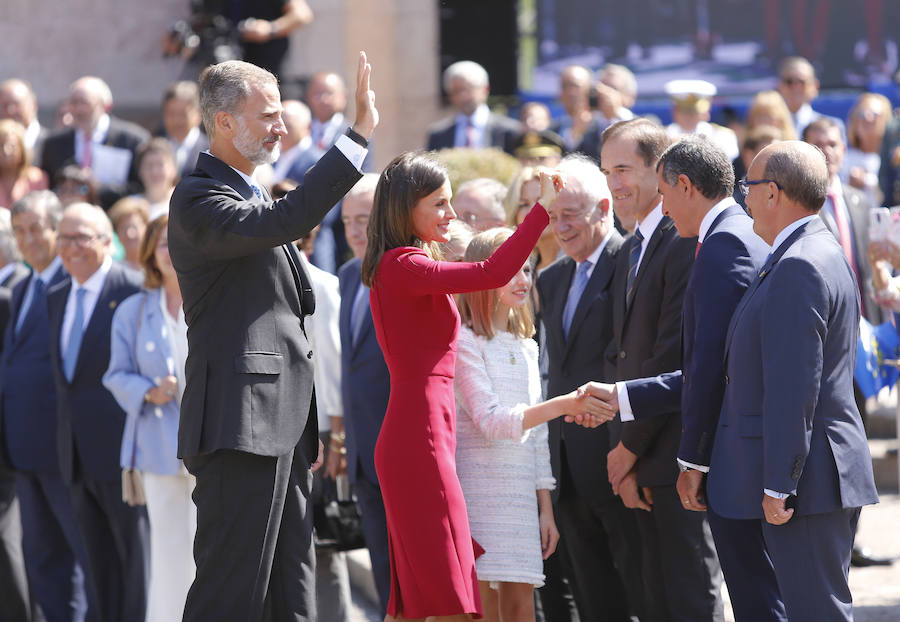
[855, 316, 900, 399]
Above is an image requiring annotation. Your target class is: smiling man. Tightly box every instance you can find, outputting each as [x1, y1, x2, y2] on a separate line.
[167, 55, 377, 621]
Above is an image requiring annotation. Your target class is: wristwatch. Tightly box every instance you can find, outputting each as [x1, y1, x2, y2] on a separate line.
[345, 126, 369, 148]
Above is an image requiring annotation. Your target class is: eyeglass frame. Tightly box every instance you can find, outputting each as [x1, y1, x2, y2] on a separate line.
[56, 233, 108, 248]
[738, 177, 783, 197]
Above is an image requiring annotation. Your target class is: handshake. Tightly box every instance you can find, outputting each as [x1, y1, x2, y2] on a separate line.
[564, 382, 619, 427]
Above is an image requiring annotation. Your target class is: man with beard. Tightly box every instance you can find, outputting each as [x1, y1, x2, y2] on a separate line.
[167, 54, 377, 621]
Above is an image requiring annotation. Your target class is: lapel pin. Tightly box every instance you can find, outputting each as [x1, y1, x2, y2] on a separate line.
[109, 300, 118, 309]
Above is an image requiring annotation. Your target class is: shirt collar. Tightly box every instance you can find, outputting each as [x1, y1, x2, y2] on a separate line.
[24, 120, 41, 148]
[73, 255, 113, 293]
[698, 197, 736, 243]
[37, 256, 63, 284]
[579, 228, 614, 271]
[457, 103, 490, 129]
[636, 201, 664, 241]
[204, 149, 258, 192]
[771, 214, 818, 252]
[77, 113, 110, 144]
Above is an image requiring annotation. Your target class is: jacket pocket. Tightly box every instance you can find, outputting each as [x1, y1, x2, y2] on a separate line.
[234, 352, 283, 375]
[738, 414, 762, 438]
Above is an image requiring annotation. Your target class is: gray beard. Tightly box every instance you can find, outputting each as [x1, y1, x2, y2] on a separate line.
[234, 121, 281, 166]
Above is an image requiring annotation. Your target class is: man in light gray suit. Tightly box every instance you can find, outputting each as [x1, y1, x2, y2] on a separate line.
[167, 54, 377, 621]
[709, 141, 878, 621]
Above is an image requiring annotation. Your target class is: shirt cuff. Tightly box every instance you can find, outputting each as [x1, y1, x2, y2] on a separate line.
[334, 134, 368, 171]
[616, 381, 634, 422]
[764, 489, 791, 499]
[677, 458, 709, 473]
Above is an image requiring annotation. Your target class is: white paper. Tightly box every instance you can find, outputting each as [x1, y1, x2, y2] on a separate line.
[91, 144, 132, 186]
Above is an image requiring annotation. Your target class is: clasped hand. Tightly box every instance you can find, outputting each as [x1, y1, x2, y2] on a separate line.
[563, 381, 618, 428]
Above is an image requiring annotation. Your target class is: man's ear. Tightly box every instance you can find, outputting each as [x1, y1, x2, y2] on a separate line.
[215, 111, 235, 137]
[678, 174, 692, 196]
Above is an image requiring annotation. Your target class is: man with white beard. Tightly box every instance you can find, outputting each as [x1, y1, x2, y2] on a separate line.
[167, 55, 378, 621]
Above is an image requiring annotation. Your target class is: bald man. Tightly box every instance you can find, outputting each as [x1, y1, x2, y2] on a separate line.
[0, 78, 45, 162]
[272, 99, 321, 184]
[709, 141, 877, 621]
[41, 76, 149, 208]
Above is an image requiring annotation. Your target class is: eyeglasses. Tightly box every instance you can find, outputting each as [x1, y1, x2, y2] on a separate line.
[780, 76, 810, 87]
[738, 178, 783, 197]
[57, 233, 105, 248]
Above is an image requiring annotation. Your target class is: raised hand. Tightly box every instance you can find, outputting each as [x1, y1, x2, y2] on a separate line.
[538, 171, 565, 208]
[352, 51, 379, 140]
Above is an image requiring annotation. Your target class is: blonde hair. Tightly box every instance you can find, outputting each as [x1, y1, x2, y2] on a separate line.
[746, 90, 797, 140]
[847, 92, 892, 150]
[0, 119, 30, 178]
[457, 228, 535, 340]
[503, 165, 554, 226]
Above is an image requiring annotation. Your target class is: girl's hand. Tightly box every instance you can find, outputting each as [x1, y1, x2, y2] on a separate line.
[539, 505, 560, 559]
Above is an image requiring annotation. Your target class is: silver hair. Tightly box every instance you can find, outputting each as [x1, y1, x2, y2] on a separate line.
[199, 61, 278, 137]
[11, 190, 64, 228]
[556, 154, 612, 219]
[455, 178, 508, 218]
[72, 76, 113, 108]
[345, 173, 380, 202]
[443, 61, 489, 92]
[61, 202, 113, 239]
[598, 64, 637, 101]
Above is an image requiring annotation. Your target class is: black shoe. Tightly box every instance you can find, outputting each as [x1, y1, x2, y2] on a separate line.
[851, 546, 893, 567]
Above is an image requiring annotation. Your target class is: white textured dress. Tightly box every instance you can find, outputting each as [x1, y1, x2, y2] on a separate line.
[454, 325, 556, 587]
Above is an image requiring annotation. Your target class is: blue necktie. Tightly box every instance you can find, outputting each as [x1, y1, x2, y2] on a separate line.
[250, 184, 262, 199]
[350, 283, 369, 347]
[625, 229, 645, 309]
[562, 260, 592, 339]
[63, 288, 86, 381]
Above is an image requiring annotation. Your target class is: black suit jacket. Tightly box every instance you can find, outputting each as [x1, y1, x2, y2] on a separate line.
[337, 258, 390, 486]
[47, 263, 142, 482]
[537, 232, 624, 502]
[426, 111, 522, 154]
[168, 148, 361, 462]
[605, 217, 695, 487]
[40, 116, 150, 207]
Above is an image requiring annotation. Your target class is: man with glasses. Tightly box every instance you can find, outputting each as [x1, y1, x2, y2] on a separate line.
[776, 56, 845, 139]
[711, 140, 877, 621]
[452, 178, 508, 232]
[46, 202, 147, 621]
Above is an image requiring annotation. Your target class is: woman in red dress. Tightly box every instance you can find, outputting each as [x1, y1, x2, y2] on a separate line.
[361, 152, 578, 621]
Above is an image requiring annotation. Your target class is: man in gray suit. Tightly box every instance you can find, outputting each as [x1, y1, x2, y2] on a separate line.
[710, 141, 878, 620]
[168, 54, 377, 621]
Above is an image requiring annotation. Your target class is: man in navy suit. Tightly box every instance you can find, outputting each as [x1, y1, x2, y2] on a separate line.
[579, 135, 775, 619]
[336, 173, 391, 615]
[2, 192, 90, 622]
[47, 203, 147, 622]
[708, 141, 878, 620]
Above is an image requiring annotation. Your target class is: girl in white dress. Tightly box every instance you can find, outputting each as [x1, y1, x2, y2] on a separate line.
[454, 227, 602, 622]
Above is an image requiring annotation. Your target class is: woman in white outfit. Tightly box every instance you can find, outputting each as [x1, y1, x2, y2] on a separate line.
[454, 227, 602, 622]
[103, 214, 195, 622]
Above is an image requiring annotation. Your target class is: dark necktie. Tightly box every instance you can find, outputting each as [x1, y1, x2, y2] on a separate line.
[350, 283, 370, 346]
[15, 277, 45, 335]
[625, 229, 645, 309]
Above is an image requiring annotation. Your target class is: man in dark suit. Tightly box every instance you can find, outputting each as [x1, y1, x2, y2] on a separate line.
[601, 124, 724, 621]
[167, 54, 376, 621]
[550, 65, 599, 160]
[426, 60, 521, 154]
[157, 80, 209, 179]
[537, 154, 640, 622]
[3, 192, 89, 622]
[47, 202, 146, 621]
[709, 141, 878, 620]
[40, 76, 150, 208]
[336, 173, 391, 615]
[581, 136, 774, 619]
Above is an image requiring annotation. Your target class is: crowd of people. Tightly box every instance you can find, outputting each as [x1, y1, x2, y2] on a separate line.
[0, 42, 896, 622]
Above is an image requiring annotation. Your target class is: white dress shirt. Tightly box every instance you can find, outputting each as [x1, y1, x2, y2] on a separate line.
[632, 201, 665, 275]
[60, 255, 113, 354]
[74, 113, 111, 165]
[310, 112, 345, 150]
[453, 104, 490, 149]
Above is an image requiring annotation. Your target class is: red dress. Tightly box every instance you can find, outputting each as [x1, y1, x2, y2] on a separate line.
[370, 204, 549, 618]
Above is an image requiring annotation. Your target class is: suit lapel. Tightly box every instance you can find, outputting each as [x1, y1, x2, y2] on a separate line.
[564, 243, 616, 358]
[622, 217, 670, 331]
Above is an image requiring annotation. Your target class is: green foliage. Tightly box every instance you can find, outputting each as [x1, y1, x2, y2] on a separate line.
[431, 148, 522, 195]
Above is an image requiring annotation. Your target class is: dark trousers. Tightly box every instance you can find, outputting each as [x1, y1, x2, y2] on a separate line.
[183, 442, 315, 622]
[0, 468, 31, 622]
[69, 473, 148, 622]
[555, 461, 643, 622]
[17, 471, 88, 622]
[353, 473, 391, 618]
[634, 484, 723, 622]
[706, 507, 787, 622]
[535, 548, 580, 622]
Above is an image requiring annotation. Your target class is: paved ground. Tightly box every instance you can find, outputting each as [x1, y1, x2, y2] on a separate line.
[347, 494, 900, 622]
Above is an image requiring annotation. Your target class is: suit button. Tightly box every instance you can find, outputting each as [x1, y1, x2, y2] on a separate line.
[307, 351, 314, 359]
[619, 351, 626, 359]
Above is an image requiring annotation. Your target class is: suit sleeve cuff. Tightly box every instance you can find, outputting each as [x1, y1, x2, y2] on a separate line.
[677, 458, 709, 473]
[334, 135, 368, 171]
[764, 489, 792, 499]
[616, 381, 634, 421]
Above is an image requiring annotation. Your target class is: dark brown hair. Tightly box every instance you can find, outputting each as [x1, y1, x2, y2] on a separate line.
[361, 152, 449, 287]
